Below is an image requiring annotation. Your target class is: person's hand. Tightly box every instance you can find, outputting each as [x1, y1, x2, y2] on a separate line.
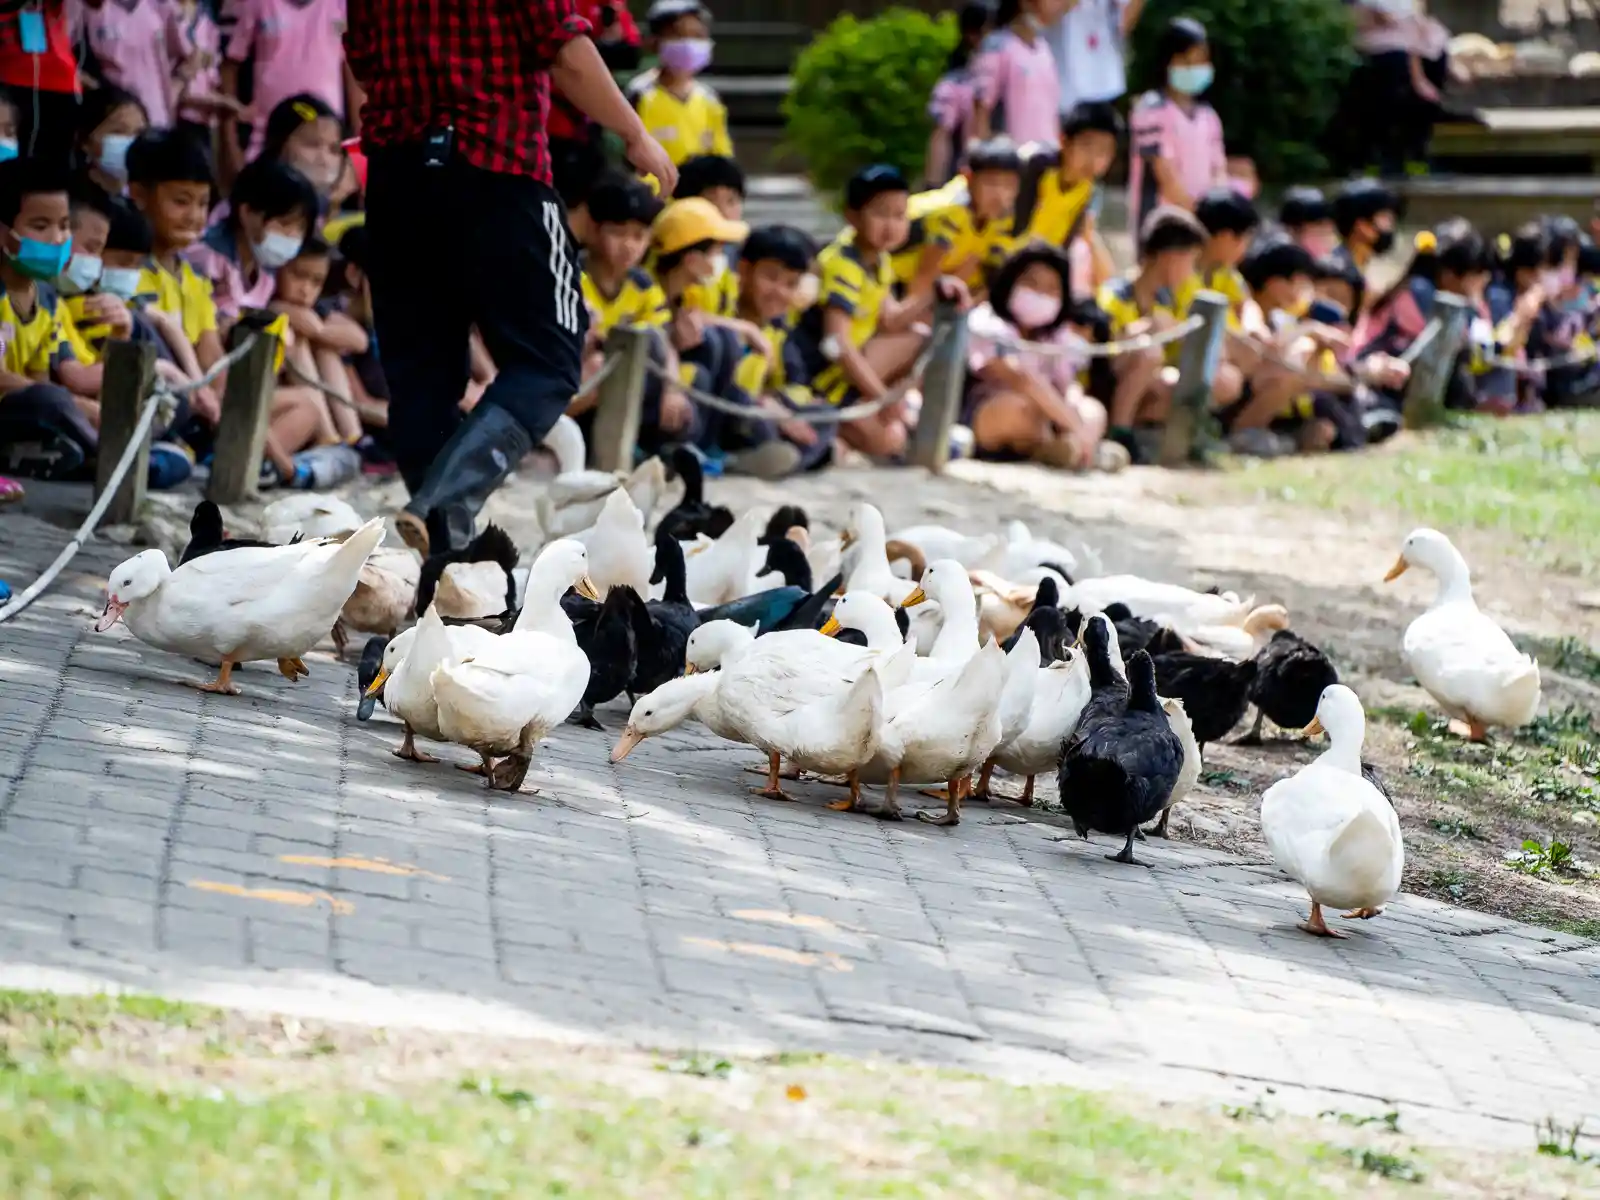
[660, 389, 693, 433]
[1307, 323, 1351, 352]
[278, 304, 325, 340]
[83, 293, 133, 339]
[670, 306, 704, 352]
[1413, 76, 1441, 104]
[623, 127, 678, 196]
[190, 384, 221, 426]
[935, 275, 973, 311]
[1515, 286, 1545, 322]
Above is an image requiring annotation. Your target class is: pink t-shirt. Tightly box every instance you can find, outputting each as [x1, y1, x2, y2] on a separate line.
[967, 301, 1085, 395]
[176, 5, 224, 125]
[228, 0, 346, 143]
[928, 72, 977, 135]
[184, 222, 279, 323]
[971, 27, 1061, 148]
[1127, 90, 1226, 238]
[75, 0, 187, 127]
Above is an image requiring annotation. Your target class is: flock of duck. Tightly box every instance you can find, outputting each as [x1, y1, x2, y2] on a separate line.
[90, 426, 1543, 939]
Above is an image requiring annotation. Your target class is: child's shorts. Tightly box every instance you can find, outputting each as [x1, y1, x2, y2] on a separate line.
[0, 383, 97, 481]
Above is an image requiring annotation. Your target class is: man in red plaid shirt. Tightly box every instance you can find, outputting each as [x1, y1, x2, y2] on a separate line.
[347, 0, 675, 555]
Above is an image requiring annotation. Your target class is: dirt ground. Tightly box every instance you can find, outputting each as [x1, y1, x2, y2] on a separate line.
[141, 439, 1599, 941]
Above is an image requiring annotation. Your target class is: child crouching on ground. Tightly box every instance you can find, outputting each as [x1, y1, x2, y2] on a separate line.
[964, 244, 1122, 470]
[652, 197, 800, 477]
[731, 223, 833, 471]
[1096, 205, 1206, 463]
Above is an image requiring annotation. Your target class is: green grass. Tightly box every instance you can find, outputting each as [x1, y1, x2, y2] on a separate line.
[2, 989, 1563, 1198]
[1225, 413, 1600, 576]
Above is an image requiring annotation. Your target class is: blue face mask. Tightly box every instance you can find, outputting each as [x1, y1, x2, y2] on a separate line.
[0, 138, 17, 164]
[8, 234, 73, 282]
[1168, 63, 1214, 96]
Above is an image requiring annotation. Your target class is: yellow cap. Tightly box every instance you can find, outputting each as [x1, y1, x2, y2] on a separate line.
[652, 197, 749, 257]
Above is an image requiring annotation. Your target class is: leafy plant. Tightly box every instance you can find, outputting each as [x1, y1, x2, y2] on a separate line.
[784, 9, 956, 200]
[1506, 839, 1579, 877]
[1322, 1109, 1401, 1133]
[1344, 1148, 1424, 1182]
[1126, 0, 1357, 181]
[1536, 1117, 1595, 1162]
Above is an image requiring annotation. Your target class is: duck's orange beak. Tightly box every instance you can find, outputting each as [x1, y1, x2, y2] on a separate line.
[1303, 715, 1325, 736]
[1383, 557, 1408, 583]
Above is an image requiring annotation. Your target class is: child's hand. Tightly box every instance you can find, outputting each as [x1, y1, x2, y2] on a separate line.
[759, 395, 817, 447]
[280, 305, 326, 340]
[1359, 355, 1410, 390]
[82, 293, 133, 339]
[660, 389, 694, 433]
[732, 320, 772, 360]
[190, 384, 221, 426]
[1515, 287, 1545, 322]
[1413, 77, 1440, 104]
[670, 307, 705, 352]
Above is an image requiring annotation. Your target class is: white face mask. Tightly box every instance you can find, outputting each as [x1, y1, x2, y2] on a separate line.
[59, 252, 104, 295]
[253, 231, 304, 270]
[98, 134, 135, 180]
[100, 266, 143, 300]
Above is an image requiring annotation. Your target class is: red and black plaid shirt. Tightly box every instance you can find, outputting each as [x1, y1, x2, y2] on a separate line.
[345, 0, 591, 184]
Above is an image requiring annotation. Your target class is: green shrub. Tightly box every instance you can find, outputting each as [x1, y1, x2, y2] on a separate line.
[783, 9, 957, 202]
[1128, 0, 1357, 182]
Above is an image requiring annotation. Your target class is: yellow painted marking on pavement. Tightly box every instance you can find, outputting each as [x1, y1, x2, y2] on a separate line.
[187, 880, 354, 915]
[278, 855, 450, 882]
[730, 909, 838, 933]
[682, 936, 852, 972]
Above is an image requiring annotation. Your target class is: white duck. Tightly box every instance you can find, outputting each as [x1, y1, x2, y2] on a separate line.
[573, 489, 652, 597]
[968, 627, 1039, 799]
[975, 519, 1088, 580]
[1183, 604, 1291, 660]
[261, 494, 363, 544]
[1149, 698, 1202, 837]
[535, 416, 668, 539]
[903, 559, 983, 670]
[96, 518, 385, 694]
[365, 605, 459, 763]
[334, 545, 422, 655]
[889, 523, 1005, 570]
[987, 646, 1091, 806]
[1070, 574, 1254, 628]
[429, 540, 599, 790]
[1385, 528, 1540, 739]
[843, 503, 920, 606]
[1261, 685, 1404, 938]
[683, 508, 766, 607]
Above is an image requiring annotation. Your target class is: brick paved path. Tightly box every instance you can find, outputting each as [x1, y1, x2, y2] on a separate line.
[1, 496, 1597, 1151]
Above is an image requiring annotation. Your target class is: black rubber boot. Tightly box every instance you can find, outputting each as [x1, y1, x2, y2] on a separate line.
[395, 403, 534, 555]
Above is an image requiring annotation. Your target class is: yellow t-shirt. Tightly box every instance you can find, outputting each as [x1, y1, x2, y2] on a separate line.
[1174, 264, 1249, 332]
[582, 267, 670, 340]
[896, 195, 1016, 289]
[138, 256, 218, 347]
[814, 241, 891, 352]
[61, 293, 115, 367]
[1018, 169, 1095, 249]
[628, 73, 732, 168]
[1096, 275, 1177, 337]
[0, 286, 77, 379]
[682, 259, 739, 318]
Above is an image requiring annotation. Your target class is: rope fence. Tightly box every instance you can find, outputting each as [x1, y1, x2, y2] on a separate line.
[0, 334, 261, 627]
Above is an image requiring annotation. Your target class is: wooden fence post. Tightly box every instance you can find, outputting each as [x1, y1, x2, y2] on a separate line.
[907, 301, 969, 471]
[1159, 290, 1228, 468]
[589, 325, 653, 473]
[1402, 292, 1472, 431]
[94, 339, 158, 526]
[206, 323, 279, 504]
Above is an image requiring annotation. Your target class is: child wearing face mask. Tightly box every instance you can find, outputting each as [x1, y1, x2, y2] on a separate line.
[187, 157, 318, 327]
[1128, 18, 1227, 241]
[629, 0, 732, 171]
[964, 245, 1121, 470]
[1330, 179, 1399, 281]
[1519, 215, 1600, 409]
[74, 86, 150, 196]
[1279, 186, 1338, 261]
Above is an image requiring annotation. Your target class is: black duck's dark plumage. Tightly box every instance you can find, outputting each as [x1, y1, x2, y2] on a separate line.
[758, 504, 810, 545]
[761, 535, 813, 593]
[655, 446, 735, 543]
[414, 523, 519, 617]
[699, 570, 844, 635]
[566, 585, 647, 729]
[179, 499, 286, 564]
[1243, 630, 1338, 742]
[1003, 604, 1074, 664]
[1150, 651, 1258, 747]
[1032, 576, 1060, 611]
[1362, 760, 1393, 806]
[635, 529, 700, 693]
[1059, 636, 1184, 866]
[356, 634, 388, 720]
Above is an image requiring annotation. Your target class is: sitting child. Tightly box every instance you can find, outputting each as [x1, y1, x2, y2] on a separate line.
[272, 234, 370, 463]
[630, 0, 732, 170]
[964, 244, 1119, 470]
[0, 160, 100, 485]
[1330, 179, 1399, 282]
[1096, 205, 1206, 463]
[1279, 185, 1337, 259]
[798, 164, 936, 460]
[652, 197, 800, 477]
[186, 156, 319, 328]
[1015, 101, 1125, 289]
[1229, 235, 1330, 455]
[1522, 215, 1600, 408]
[324, 225, 391, 442]
[898, 137, 1023, 303]
[731, 224, 832, 470]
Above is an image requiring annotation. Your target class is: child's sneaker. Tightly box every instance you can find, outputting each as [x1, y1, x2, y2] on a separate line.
[725, 440, 802, 480]
[948, 424, 975, 461]
[1107, 425, 1145, 466]
[292, 443, 363, 489]
[146, 441, 194, 490]
[1093, 440, 1131, 472]
[1228, 428, 1296, 458]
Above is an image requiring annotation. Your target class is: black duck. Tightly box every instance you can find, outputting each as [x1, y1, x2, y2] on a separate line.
[1242, 629, 1338, 743]
[634, 528, 700, 694]
[758, 504, 810, 546]
[356, 634, 388, 721]
[179, 500, 288, 564]
[1059, 633, 1184, 867]
[414, 523, 519, 619]
[655, 446, 735, 542]
[760, 534, 814, 592]
[1149, 651, 1259, 747]
[564, 585, 648, 729]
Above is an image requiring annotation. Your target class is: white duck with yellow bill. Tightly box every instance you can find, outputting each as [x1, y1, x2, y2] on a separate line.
[1384, 527, 1540, 740]
[842, 503, 920, 607]
[429, 539, 600, 791]
[95, 517, 386, 695]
